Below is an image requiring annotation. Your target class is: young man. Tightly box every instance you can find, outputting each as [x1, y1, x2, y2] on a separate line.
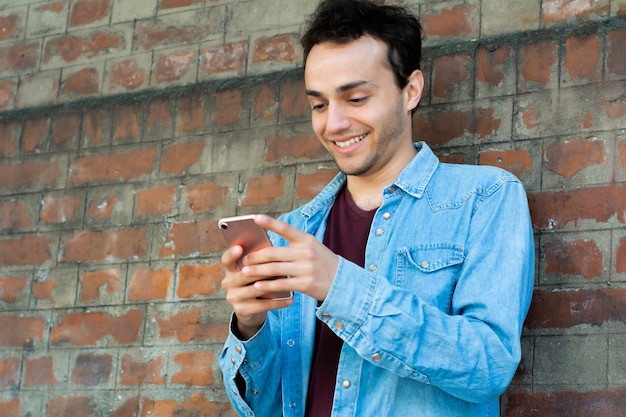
[219, 1, 534, 416]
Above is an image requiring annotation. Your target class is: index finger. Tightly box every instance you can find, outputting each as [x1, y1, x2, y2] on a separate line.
[254, 214, 306, 243]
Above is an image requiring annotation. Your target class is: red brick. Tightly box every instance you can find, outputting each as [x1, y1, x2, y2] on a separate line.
[0, 357, 19, 387]
[565, 33, 600, 79]
[136, 184, 177, 216]
[50, 310, 142, 346]
[60, 67, 100, 97]
[542, 0, 610, 23]
[413, 108, 501, 145]
[213, 88, 242, 125]
[253, 34, 298, 63]
[478, 149, 533, 180]
[109, 59, 145, 90]
[153, 50, 196, 84]
[69, 0, 111, 27]
[0, 160, 59, 190]
[544, 238, 604, 279]
[0, 316, 45, 347]
[543, 138, 605, 179]
[44, 32, 123, 64]
[0, 121, 19, 156]
[0, 13, 22, 42]
[477, 44, 516, 92]
[525, 289, 626, 329]
[160, 0, 202, 10]
[146, 99, 172, 134]
[616, 236, 626, 274]
[160, 220, 223, 257]
[186, 182, 228, 213]
[161, 141, 205, 174]
[61, 228, 147, 262]
[68, 147, 156, 184]
[0, 201, 33, 230]
[505, 390, 626, 417]
[51, 112, 80, 145]
[155, 307, 228, 342]
[520, 40, 558, 85]
[142, 393, 232, 417]
[84, 108, 104, 144]
[254, 83, 277, 122]
[129, 268, 172, 301]
[607, 29, 626, 76]
[0, 42, 39, 72]
[87, 195, 117, 220]
[80, 269, 120, 302]
[23, 356, 58, 386]
[295, 169, 337, 200]
[0, 236, 52, 267]
[266, 132, 326, 162]
[172, 351, 215, 386]
[528, 184, 626, 230]
[421, 5, 474, 38]
[177, 93, 205, 133]
[601, 97, 626, 120]
[41, 195, 82, 223]
[0, 277, 27, 303]
[0, 80, 16, 110]
[113, 103, 140, 141]
[241, 174, 286, 206]
[0, 397, 21, 417]
[177, 264, 222, 298]
[200, 41, 247, 76]
[135, 24, 207, 51]
[71, 353, 112, 386]
[47, 396, 98, 417]
[23, 116, 48, 152]
[432, 53, 470, 97]
[110, 398, 141, 417]
[120, 354, 166, 385]
[32, 278, 58, 302]
[281, 78, 309, 118]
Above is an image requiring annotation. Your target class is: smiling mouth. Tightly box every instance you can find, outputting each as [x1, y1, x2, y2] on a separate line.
[335, 133, 367, 149]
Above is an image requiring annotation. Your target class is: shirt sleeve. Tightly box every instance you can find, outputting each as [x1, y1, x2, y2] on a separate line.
[219, 313, 283, 417]
[317, 179, 535, 404]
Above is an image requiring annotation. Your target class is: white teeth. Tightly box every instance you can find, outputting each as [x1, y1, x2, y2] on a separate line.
[335, 134, 366, 149]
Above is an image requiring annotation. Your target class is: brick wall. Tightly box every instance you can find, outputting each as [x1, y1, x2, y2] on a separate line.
[0, 0, 625, 416]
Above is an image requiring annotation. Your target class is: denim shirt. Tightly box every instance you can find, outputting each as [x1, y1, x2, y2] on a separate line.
[219, 142, 535, 417]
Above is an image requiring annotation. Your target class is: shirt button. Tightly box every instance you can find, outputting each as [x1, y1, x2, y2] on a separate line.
[421, 261, 429, 268]
[287, 339, 295, 347]
[335, 321, 344, 330]
[388, 186, 396, 194]
[342, 380, 351, 388]
[383, 212, 391, 219]
[230, 357, 235, 365]
[369, 264, 377, 271]
[252, 390, 259, 395]
[322, 313, 331, 319]
[235, 346, 242, 354]
[372, 353, 381, 362]
[376, 228, 384, 236]
[289, 401, 297, 408]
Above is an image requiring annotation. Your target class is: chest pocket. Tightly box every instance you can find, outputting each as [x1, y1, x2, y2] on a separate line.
[394, 244, 465, 311]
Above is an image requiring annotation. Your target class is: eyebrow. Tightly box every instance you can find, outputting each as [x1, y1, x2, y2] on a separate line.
[306, 80, 369, 97]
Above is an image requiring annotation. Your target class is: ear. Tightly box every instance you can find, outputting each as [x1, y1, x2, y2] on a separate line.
[404, 69, 424, 113]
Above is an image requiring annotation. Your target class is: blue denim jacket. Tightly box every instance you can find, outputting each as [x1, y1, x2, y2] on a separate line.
[220, 142, 535, 417]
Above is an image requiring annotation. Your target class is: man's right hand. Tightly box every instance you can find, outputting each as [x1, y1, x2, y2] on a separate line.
[221, 244, 294, 340]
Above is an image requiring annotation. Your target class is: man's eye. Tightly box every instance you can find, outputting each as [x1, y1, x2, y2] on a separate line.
[311, 103, 326, 112]
[349, 97, 368, 104]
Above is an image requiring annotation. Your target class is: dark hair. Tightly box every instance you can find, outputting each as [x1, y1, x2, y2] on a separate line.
[300, 0, 422, 90]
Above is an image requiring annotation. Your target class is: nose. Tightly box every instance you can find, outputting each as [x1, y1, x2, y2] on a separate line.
[324, 103, 350, 134]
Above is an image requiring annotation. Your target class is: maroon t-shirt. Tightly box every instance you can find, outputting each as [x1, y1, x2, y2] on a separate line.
[305, 186, 377, 417]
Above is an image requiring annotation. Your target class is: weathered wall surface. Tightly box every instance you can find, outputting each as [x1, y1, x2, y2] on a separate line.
[0, 0, 625, 416]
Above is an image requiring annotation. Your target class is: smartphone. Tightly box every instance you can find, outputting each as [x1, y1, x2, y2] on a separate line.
[218, 215, 293, 300]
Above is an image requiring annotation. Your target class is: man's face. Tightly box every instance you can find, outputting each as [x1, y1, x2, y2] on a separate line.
[304, 36, 421, 179]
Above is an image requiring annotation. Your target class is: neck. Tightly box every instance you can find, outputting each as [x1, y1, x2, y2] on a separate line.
[346, 142, 416, 211]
